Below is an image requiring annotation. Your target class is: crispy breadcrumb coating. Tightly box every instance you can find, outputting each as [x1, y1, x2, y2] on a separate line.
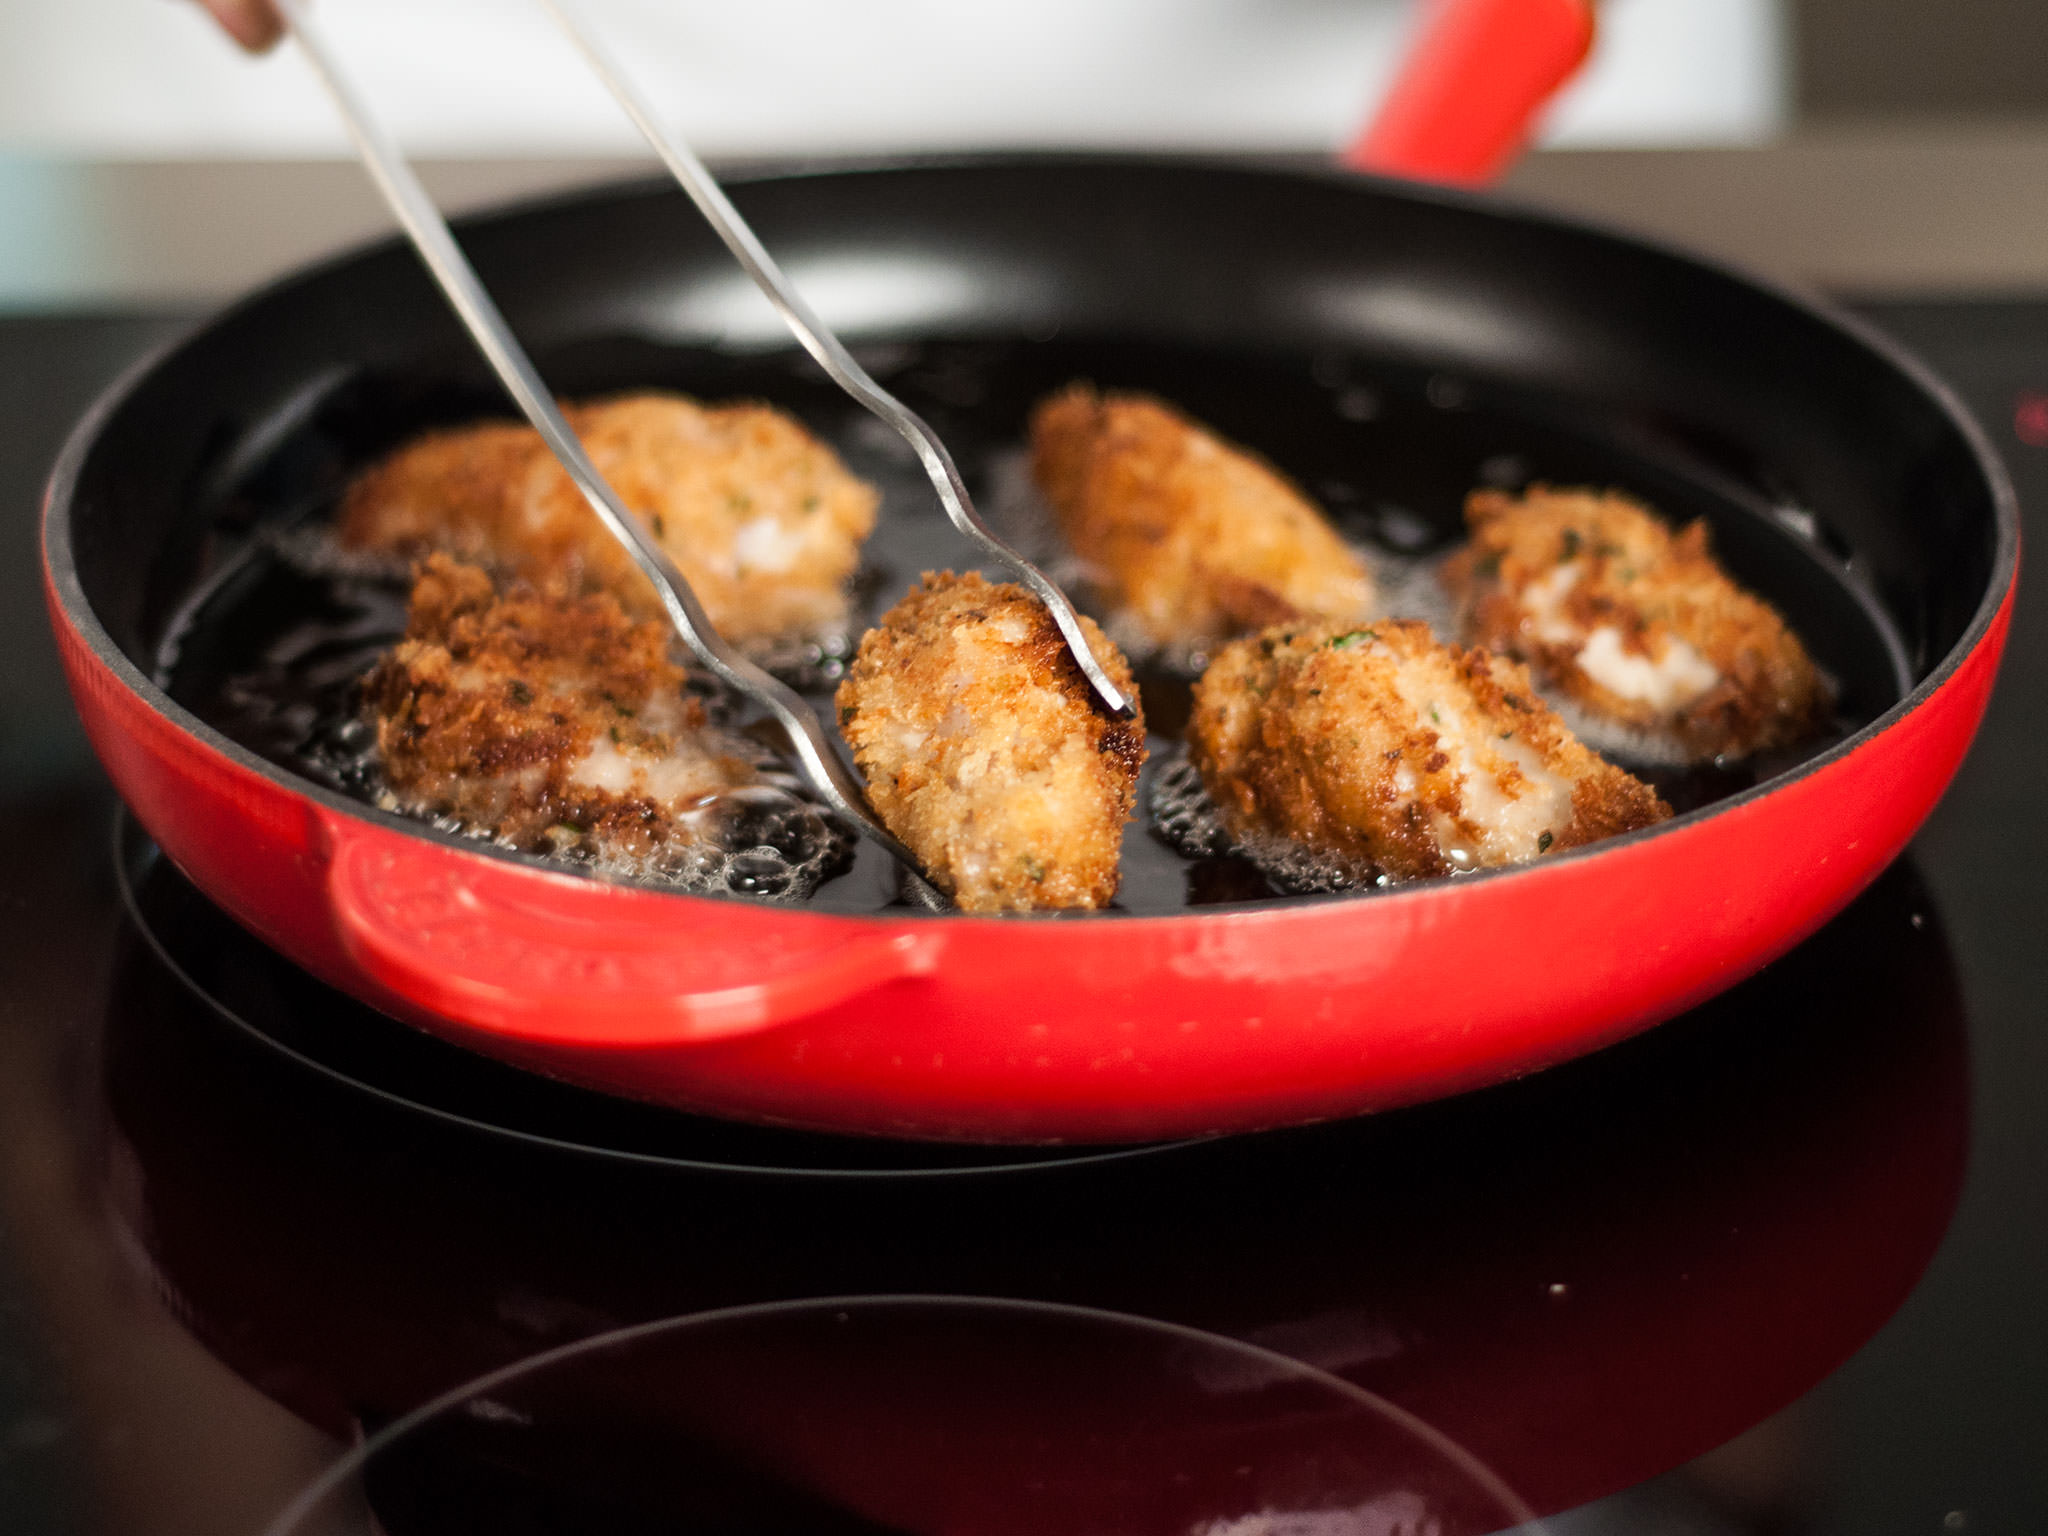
[365, 554, 767, 874]
[1030, 384, 1375, 653]
[1188, 619, 1669, 885]
[1441, 486, 1827, 762]
[835, 572, 1146, 912]
[339, 392, 878, 645]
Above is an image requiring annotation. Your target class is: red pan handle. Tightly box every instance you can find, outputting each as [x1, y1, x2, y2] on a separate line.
[1344, 0, 1596, 186]
[322, 817, 945, 1046]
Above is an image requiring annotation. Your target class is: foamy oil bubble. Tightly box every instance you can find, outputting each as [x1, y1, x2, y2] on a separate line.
[1146, 748, 1388, 898]
[1234, 831, 1390, 896]
[741, 627, 858, 694]
[1147, 752, 1234, 860]
[645, 782, 855, 900]
[400, 780, 854, 902]
[495, 744, 854, 901]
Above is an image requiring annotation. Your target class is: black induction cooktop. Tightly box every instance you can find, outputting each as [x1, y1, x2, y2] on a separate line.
[2, 299, 2045, 1535]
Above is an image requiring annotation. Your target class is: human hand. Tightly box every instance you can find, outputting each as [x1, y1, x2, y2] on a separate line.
[192, 0, 285, 53]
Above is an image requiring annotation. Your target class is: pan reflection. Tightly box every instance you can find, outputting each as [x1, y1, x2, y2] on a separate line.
[266, 1299, 1542, 1536]
[98, 817, 1965, 1518]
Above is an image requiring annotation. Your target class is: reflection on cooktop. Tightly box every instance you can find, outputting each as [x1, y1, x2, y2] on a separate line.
[275, 1299, 1542, 1536]
[99, 821, 1967, 1519]
[110, 825, 1187, 1179]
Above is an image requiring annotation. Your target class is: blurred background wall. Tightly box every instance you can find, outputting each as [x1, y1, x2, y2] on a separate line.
[1795, 0, 2048, 120]
[0, 0, 1787, 158]
[2, 0, 2046, 306]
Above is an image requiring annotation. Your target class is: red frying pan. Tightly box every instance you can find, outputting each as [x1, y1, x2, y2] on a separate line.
[42, 9, 2014, 1141]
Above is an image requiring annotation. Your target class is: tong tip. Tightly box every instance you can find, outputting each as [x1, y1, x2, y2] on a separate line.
[1047, 602, 1138, 719]
[1094, 676, 1140, 720]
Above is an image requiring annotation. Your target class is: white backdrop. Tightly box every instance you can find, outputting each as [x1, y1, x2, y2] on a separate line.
[1, 0, 1787, 158]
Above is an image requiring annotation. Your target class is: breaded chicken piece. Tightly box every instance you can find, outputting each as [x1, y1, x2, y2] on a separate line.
[366, 554, 774, 878]
[1188, 619, 1669, 885]
[339, 392, 878, 645]
[1030, 384, 1375, 654]
[835, 572, 1147, 912]
[1441, 486, 1827, 762]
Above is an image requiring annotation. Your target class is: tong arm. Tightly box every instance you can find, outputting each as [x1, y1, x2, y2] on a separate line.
[277, 0, 922, 874]
[539, 0, 1135, 721]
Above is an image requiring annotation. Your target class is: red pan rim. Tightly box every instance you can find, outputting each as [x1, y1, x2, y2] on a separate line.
[41, 153, 2023, 927]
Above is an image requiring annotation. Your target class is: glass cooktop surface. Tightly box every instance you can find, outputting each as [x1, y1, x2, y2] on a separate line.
[1, 298, 2044, 1536]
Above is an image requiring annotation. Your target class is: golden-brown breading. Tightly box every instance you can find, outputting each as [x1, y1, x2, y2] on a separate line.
[339, 392, 878, 645]
[365, 554, 767, 875]
[1030, 384, 1375, 653]
[835, 571, 1147, 912]
[1440, 485, 1827, 762]
[1188, 619, 1669, 885]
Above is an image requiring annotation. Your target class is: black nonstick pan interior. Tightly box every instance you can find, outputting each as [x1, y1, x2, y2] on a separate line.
[57, 158, 2006, 914]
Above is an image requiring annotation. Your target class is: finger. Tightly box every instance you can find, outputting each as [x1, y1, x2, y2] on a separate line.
[200, 0, 286, 53]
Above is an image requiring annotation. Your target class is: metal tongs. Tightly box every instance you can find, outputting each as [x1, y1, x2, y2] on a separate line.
[276, 0, 1133, 882]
